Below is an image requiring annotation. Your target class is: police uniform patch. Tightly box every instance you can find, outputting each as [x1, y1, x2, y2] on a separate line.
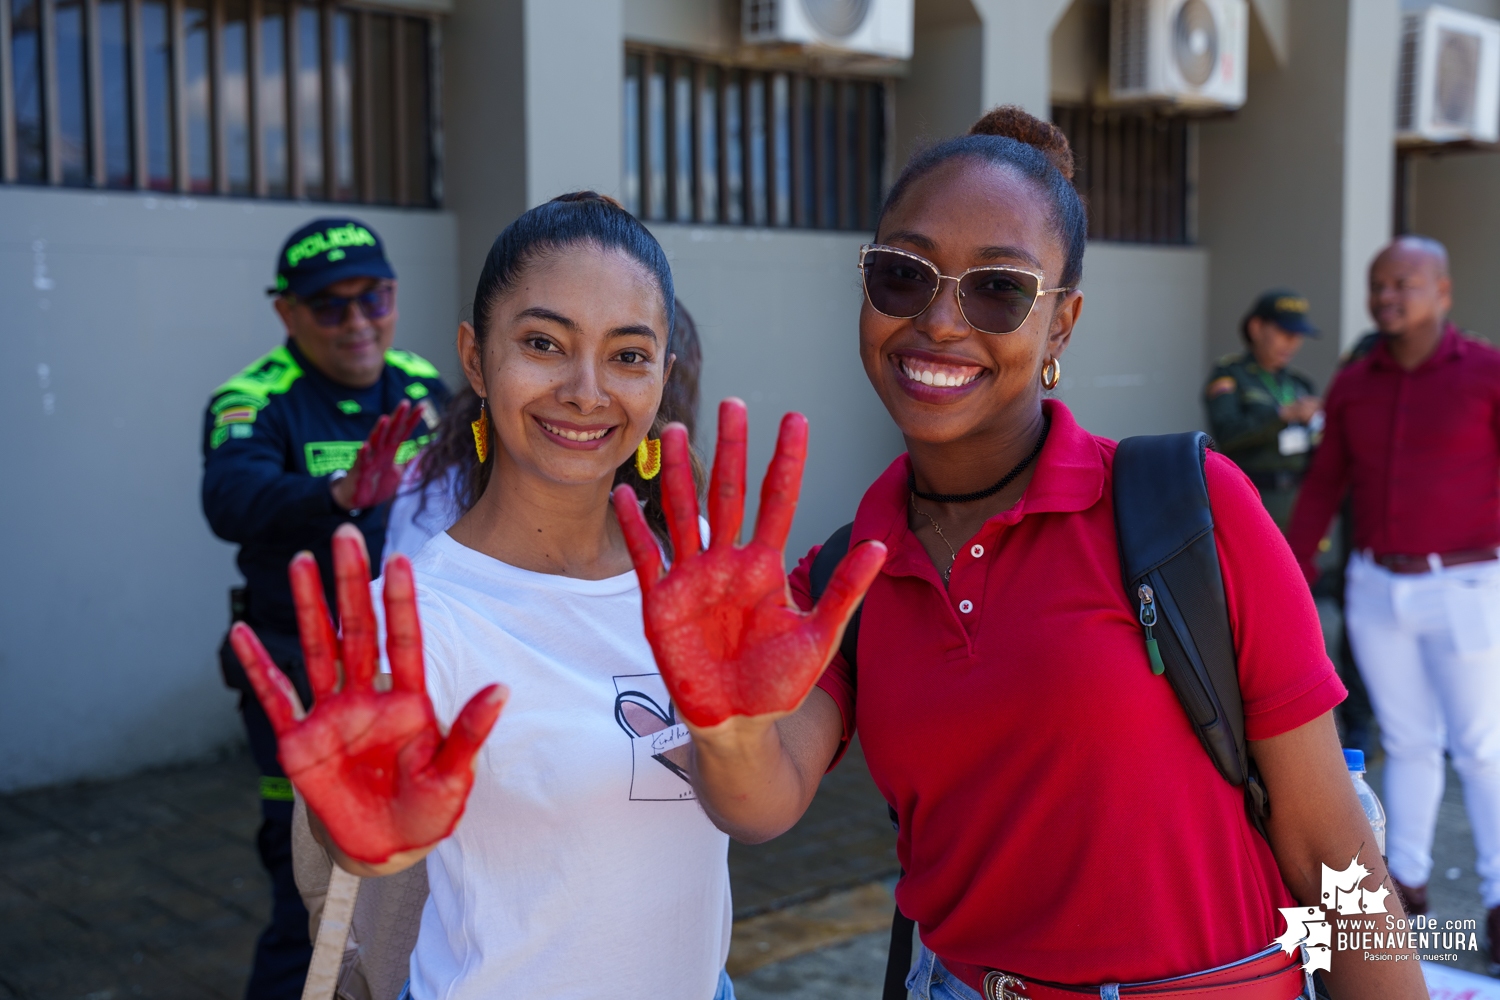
[215, 405, 256, 426]
[1206, 376, 1237, 399]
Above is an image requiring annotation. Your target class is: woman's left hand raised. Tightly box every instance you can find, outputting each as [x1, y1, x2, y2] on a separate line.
[612, 399, 886, 730]
[229, 524, 507, 866]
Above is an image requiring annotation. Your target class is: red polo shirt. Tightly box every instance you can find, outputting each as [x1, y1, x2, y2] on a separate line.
[1286, 325, 1500, 581]
[792, 400, 1344, 985]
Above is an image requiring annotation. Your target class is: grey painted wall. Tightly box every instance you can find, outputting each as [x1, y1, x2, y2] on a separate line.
[1410, 150, 1500, 343]
[624, 0, 736, 49]
[1197, 0, 1394, 388]
[895, 0, 984, 164]
[0, 188, 458, 792]
[1055, 244, 1211, 438]
[650, 225, 905, 557]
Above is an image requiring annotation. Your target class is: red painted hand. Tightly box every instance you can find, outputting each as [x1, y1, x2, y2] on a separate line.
[339, 399, 425, 510]
[612, 399, 886, 728]
[229, 524, 507, 864]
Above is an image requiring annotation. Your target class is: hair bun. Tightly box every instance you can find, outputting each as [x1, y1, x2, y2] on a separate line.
[969, 106, 1075, 182]
[550, 190, 627, 211]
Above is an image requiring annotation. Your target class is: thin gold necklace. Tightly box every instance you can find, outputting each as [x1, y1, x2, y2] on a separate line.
[910, 494, 957, 582]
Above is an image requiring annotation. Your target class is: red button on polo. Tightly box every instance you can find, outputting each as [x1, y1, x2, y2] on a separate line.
[792, 399, 1344, 985]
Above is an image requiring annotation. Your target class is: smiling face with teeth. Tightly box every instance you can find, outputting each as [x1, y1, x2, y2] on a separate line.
[861, 156, 1084, 480]
[458, 244, 671, 493]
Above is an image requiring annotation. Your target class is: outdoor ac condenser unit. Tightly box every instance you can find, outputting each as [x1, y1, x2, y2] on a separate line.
[1108, 0, 1248, 110]
[743, 0, 914, 60]
[1398, 5, 1500, 145]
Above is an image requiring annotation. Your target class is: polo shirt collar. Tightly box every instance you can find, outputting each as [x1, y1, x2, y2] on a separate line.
[1368, 322, 1464, 372]
[849, 400, 1106, 567]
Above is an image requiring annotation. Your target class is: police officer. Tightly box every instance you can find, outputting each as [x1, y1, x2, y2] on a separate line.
[201, 218, 447, 999]
[1204, 289, 1322, 530]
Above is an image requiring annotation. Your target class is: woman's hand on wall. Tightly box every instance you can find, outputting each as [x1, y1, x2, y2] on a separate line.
[230, 524, 507, 871]
[613, 399, 885, 730]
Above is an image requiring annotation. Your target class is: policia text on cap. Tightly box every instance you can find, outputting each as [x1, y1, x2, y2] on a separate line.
[1203, 290, 1323, 531]
[199, 218, 448, 999]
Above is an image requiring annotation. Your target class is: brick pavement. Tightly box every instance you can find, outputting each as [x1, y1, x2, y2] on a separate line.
[0, 739, 895, 999]
[2, 738, 1493, 998]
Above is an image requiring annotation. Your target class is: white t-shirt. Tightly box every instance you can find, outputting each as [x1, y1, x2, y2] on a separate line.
[390, 532, 732, 1000]
[385, 463, 463, 561]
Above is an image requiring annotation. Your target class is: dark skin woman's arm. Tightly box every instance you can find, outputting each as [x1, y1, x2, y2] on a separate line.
[1254, 711, 1428, 998]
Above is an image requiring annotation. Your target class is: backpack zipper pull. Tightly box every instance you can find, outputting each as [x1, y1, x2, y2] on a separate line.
[1138, 583, 1166, 676]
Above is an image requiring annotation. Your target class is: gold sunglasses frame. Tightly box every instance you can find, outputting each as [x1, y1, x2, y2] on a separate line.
[857, 243, 1073, 335]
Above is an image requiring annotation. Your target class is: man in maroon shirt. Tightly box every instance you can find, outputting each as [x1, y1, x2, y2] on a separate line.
[1288, 235, 1500, 959]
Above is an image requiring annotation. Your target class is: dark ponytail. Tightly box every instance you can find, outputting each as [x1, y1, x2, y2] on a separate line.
[462, 191, 698, 549]
[880, 106, 1088, 290]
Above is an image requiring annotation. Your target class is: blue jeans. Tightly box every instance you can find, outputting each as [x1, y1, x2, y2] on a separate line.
[906, 944, 982, 1000]
[398, 969, 735, 999]
[905, 942, 1315, 1000]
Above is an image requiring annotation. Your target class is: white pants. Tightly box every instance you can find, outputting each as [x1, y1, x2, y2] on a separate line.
[1345, 552, 1500, 907]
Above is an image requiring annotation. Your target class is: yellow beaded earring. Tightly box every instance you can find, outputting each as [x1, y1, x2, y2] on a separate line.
[471, 399, 489, 463]
[635, 437, 662, 479]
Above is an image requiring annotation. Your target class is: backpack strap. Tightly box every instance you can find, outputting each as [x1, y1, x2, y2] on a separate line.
[812, 523, 915, 999]
[809, 522, 860, 673]
[1113, 432, 1269, 837]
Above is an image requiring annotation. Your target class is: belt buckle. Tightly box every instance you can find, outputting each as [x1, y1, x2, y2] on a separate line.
[982, 971, 1028, 1000]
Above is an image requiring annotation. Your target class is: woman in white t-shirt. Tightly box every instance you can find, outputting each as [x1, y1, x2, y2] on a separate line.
[230, 192, 732, 1000]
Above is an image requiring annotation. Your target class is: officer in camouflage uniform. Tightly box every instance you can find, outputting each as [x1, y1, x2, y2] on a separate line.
[1203, 289, 1322, 531]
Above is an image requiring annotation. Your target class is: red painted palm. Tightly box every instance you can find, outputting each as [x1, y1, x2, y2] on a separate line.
[346, 399, 425, 509]
[613, 400, 886, 728]
[230, 525, 506, 864]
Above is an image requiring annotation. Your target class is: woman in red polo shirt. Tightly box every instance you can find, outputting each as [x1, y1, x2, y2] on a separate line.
[612, 108, 1424, 998]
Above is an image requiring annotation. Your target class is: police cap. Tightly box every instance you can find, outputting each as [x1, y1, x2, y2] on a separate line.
[1245, 288, 1318, 337]
[269, 217, 396, 298]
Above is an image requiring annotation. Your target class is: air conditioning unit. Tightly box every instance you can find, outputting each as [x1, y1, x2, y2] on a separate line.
[1108, 0, 1248, 110]
[743, 0, 914, 61]
[1398, 5, 1500, 145]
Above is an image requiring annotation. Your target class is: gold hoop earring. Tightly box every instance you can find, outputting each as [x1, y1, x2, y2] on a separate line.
[635, 437, 662, 479]
[1041, 357, 1061, 391]
[471, 399, 489, 463]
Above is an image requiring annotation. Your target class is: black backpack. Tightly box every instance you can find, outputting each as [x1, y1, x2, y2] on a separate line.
[807, 432, 1268, 999]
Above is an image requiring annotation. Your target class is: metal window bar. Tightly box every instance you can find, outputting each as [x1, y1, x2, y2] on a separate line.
[620, 46, 895, 231]
[0, 0, 440, 205]
[0, 0, 13, 181]
[127, 0, 146, 186]
[40, 0, 58, 182]
[86, 0, 103, 184]
[1056, 104, 1189, 247]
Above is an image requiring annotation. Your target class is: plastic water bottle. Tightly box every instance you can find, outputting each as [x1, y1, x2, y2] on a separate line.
[1345, 748, 1387, 858]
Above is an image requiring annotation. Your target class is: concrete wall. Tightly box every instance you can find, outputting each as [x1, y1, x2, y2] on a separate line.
[1409, 150, 1500, 342]
[651, 225, 905, 556]
[1398, 1, 1500, 342]
[445, 0, 626, 291]
[1054, 244, 1211, 438]
[624, 0, 736, 50]
[894, 0, 984, 164]
[0, 188, 458, 792]
[1197, 0, 1397, 388]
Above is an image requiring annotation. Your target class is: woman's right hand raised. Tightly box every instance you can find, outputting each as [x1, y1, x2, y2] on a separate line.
[229, 524, 507, 867]
[612, 399, 886, 733]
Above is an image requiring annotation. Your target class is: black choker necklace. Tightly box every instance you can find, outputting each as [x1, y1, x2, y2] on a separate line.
[907, 415, 1051, 504]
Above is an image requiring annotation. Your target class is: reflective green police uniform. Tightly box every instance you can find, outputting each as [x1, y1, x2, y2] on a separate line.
[1204, 289, 1321, 530]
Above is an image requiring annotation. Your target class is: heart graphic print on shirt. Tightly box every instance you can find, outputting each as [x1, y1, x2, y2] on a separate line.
[613, 673, 695, 801]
